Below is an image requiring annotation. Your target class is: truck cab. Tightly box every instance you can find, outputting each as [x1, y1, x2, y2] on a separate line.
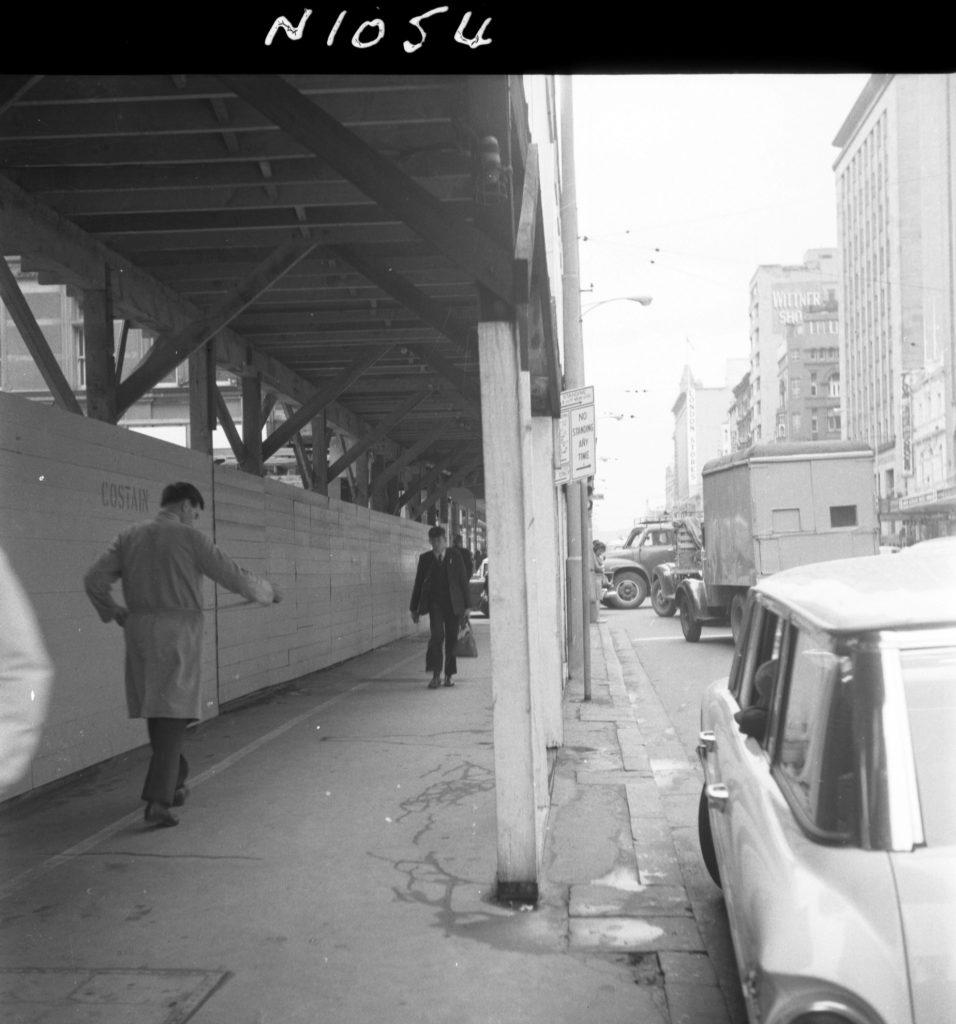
[600, 521, 677, 610]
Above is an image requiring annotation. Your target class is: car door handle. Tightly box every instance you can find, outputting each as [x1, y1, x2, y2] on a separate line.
[705, 783, 729, 811]
[697, 730, 716, 755]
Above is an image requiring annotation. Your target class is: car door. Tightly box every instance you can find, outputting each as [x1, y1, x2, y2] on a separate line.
[704, 600, 789, 993]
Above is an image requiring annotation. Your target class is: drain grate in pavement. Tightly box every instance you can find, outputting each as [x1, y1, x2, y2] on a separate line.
[0, 967, 230, 1024]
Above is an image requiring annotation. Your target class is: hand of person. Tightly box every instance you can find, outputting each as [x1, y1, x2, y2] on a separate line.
[114, 607, 128, 627]
[271, 585, 283, 604]
[411, 611, 419, 624]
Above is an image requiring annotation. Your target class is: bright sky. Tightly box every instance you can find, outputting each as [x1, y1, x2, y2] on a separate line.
[572, 73, 870, 543]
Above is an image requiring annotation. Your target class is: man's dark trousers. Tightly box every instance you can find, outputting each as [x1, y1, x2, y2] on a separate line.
[427, 604, 459, 679]
[141, 718, 189, 807]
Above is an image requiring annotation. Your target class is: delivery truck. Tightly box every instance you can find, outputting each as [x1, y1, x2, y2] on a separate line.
[675, 440, 879, 645]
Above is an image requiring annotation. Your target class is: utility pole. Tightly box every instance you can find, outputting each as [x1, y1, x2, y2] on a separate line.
[559, 75, 591, 699]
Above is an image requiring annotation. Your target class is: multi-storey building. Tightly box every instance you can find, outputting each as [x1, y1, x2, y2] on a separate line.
[775, 311, 842, 442]
[748, 248, 841, 443]
[670, 364, 735, 513]
[728, 370, 752, 450]
[833, 73, 956, 541]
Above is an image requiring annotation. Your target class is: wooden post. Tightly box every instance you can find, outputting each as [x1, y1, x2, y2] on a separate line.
[241, 374, 263, 475]
[188, 341, 215, 454]
[82, 282, 117, 423]
[479, 320, 541, 903]
[310, 413, 328, 496]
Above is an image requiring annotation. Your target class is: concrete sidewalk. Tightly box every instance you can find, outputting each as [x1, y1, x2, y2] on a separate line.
[0, 616, 736, 1024]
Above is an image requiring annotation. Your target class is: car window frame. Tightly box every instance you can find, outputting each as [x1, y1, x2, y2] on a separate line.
[769, 620, 861, 845]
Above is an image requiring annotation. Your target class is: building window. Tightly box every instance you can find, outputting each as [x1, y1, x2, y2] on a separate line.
[791, 378, 801, 398]
[830, 505, 858, 528]
[828, 409, 841, 433]
[828, 373, 841, 398]
[791, 412, 801, 434]
[809, 373, 818, 396]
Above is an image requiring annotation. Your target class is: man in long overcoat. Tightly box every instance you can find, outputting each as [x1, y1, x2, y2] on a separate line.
[409, 525, 470, 689]
[84, 481, 281, 827]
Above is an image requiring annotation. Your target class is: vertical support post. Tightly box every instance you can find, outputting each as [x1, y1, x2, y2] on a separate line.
[310, 413, 328, 495]
[479, 320, 541, 903]
[188, 341, 215, 454]
[559, 74, 591, 699]
[531, 416, 564, 747]
[241, 373, 263, 475]
[83, 279, 117, 423]
[353, 449, 369, 508]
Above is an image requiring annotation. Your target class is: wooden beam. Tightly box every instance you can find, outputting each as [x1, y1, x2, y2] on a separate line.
[310, 413, 329, 496]
[214, 387, 247, 464]
[0, 76, 43, 118]
[404, 344, 481, 420]
[241, 374, 264, 475]
[0, 173, 400, 455]
[281, 403, 312, 490]
[188, 342, 215, 454]
[329, 243, 475, 359]
[406, 458, 482, 520]
[261, 346, 391, 461]
[0, 256, 82, 414]
[217, 75, 515, 308]
[260, 390, 279, 423]
[326, 390, 430, 481]
[395, 463, 444, 514]
[82, 277, 118, 423]
[116, 237, 318, 414]
[371, 419, 454, 496]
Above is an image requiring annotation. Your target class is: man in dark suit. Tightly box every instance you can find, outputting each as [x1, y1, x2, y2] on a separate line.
[410, 525, 470, 689]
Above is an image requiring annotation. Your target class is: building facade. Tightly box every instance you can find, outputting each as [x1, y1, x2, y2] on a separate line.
[748, 248, 842, 443]
[833, 73, 956, 540]
[670, 364, 734, 513]
[775, 313, 842, 443]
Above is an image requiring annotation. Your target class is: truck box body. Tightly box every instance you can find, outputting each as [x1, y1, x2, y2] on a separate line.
[701, 441, 878, 590]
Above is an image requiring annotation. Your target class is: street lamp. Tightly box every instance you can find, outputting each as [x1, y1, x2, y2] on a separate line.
[580, 295, 653, 319]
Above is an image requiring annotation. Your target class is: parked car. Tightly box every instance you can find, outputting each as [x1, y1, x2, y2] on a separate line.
[697, 538, 956, 1024]
[468, 559, 489, 616]
[600, 521, 676, 610]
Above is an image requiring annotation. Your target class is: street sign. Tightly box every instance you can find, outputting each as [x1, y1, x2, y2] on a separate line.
[560, 386, 595, 483]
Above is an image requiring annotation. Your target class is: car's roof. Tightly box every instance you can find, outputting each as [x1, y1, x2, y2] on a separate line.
[755, 537, 956, 634]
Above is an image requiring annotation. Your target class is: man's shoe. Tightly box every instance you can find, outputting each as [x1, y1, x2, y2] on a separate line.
[144, 802, 179, 828]
[172, 786, 189, 807]
[428, 675, 441, 689]
[443, 676, 454, 687]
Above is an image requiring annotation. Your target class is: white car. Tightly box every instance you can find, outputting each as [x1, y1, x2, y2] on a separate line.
[697, 538, 956, 1024]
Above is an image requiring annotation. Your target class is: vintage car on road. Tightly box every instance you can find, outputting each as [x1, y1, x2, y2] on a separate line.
[468, 559, 489, 616]
[600, 521, 676, 610]
[697, 538, 956, 1024]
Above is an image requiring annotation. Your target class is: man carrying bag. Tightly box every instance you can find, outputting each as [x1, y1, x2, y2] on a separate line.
[409, 526, 471, 688]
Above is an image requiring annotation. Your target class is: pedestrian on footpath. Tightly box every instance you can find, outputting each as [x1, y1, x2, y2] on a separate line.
[84, 481, 282, 828]
[0, 546, 53, 796]
[409, 525, 469, 689]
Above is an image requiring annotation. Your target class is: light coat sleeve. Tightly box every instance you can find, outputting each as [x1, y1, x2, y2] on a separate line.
[193, 533, 275, 605]
[83, 536, 125, 623]
[0, 548, 54, 792]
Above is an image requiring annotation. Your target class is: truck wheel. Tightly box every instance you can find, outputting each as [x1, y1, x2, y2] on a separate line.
[698, 785, 721, 888]
[609, 571, 648, 610]
[651, 579, 677, 617]
[730, 594, 746, 650]
[679, 595, 702, 642]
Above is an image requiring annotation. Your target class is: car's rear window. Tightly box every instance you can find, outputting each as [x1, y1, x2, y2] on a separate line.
[902, 646, 956, 847]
